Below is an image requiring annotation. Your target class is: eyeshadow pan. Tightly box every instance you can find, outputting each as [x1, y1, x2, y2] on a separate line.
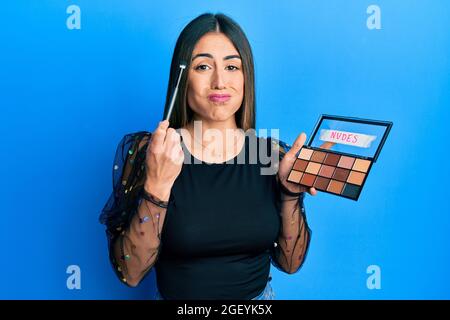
[305, 162, 321, 175]
[323, 153, 340, 166]
[352, 159, 371, 173]
[347, 171, 366, 186]
[332, 168, 350, 182]
[327, 180, 344, 194]
[300, 173, 316, 187]
[287, 170, 303, 183]
[318, 164, 335, 178]
[314, 176, 330, 191]
[298, 148, 313, 160]
[311, 151, 326, 163]
[342, 184, 361, 199]
[337, 156, 355, 169]
[293, 159, 308, 172]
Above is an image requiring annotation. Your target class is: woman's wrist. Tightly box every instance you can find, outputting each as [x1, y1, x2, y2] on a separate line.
[280, 192, 300, 201]
[141, 188, 169, 209]
[278, 179, 303, 199]
[144, 177, 172, 202]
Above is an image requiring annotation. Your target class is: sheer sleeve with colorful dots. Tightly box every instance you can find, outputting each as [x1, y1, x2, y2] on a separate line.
[99, 131, 167, 287]
[269, 139, 312, 275]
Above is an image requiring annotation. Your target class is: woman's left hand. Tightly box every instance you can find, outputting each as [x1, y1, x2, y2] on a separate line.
[277, 132, 317, 196]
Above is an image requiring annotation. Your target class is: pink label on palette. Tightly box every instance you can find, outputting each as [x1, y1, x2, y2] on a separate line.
[319, 129, 376, 148]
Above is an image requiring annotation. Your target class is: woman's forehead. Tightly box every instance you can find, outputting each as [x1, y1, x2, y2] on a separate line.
[192, 32, 239, 58]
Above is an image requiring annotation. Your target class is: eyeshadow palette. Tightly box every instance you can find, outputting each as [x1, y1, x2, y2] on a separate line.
[287, 115, 392, 201]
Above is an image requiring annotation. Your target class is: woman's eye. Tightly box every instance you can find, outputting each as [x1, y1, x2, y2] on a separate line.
[194, 64, 210, 71]
[226, 65, 239, 71]
[194, 65, 240, 71]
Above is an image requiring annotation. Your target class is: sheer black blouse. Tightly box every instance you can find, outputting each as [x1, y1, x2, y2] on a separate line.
[99, 130, 311, 299]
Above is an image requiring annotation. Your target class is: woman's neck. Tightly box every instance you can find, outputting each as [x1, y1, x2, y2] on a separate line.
[181, 117, 245, 163]
[189, 116, 238, 134]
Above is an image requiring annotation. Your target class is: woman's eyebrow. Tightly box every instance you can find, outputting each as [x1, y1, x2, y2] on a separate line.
[224, 54, 241, 61]
[191, 53, 241, 61]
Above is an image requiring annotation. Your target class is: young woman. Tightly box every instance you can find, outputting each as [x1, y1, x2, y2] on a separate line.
[99, 12, 316, 300]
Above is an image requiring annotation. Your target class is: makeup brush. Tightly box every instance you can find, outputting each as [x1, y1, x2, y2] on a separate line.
[164, 61, 187, 121]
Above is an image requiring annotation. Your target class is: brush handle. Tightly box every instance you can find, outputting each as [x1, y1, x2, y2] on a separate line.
[164, 64, 186, 121]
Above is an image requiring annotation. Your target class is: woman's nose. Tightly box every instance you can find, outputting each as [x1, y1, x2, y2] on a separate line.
[211, 68, 226, 90]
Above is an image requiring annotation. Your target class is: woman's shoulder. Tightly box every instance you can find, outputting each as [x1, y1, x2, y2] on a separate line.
[120, 130, 152, 144]
[116, 130, 152, 153]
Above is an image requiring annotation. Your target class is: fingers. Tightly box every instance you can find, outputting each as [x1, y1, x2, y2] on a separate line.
[308, 187, 317, 196]
[172, 147, 185, 165]
[165, 127, 181, 145]
[151, 120, 170, 148]
[163, 127, 184, 166]
[285, 132, 307, 159]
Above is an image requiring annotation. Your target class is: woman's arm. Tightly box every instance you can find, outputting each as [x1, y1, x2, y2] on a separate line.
[275, 190, 311, 274]
[100, 132, 167, 287]
[269, 136, 312, 275]
[113, 185, 169, 287]
[101, 122, 183, 287]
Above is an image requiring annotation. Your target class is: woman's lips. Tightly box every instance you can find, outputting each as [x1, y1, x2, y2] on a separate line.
[208, 94, 231, 103]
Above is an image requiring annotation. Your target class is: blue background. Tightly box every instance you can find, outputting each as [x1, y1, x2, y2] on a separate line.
[1, 0, 449, 299]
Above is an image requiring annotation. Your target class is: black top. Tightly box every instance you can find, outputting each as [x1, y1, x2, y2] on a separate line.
[155, 133, 281, 299]
[99, 130, 311, 299]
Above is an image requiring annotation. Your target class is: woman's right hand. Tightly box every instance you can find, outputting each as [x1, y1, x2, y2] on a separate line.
[144, 120, 184, 201]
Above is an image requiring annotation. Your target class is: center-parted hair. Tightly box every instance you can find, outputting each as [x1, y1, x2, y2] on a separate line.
[163, 13, 256, 131]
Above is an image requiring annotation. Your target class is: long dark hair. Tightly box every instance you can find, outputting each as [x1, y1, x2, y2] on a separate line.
[162, 13, 256, 131]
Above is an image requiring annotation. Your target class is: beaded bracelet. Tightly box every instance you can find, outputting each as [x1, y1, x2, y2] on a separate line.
[141, 189, 169, 209]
